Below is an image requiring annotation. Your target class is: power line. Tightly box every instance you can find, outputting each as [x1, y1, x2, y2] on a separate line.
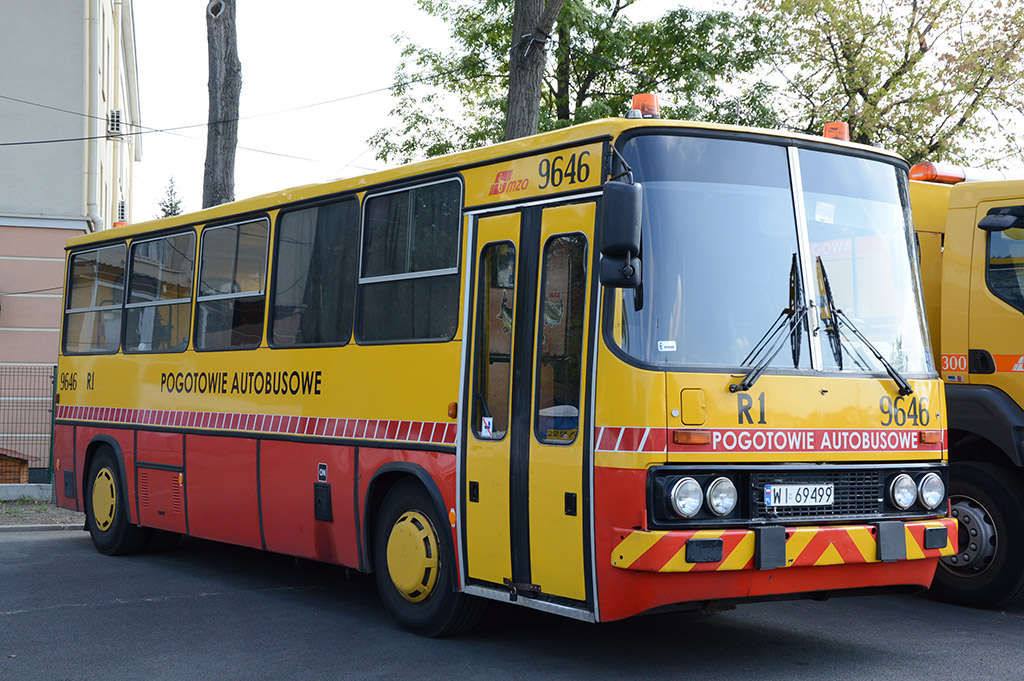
[0, 286, 63, 297]
[0, 56, 492, 151]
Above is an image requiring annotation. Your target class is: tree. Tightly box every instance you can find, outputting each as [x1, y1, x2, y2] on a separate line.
[753, 0, 1024, 166]
[370, 0, 777, 164]
[506, 0, 565, 140]
[203, 0, 241, 208]
[157, 177, 183, 218]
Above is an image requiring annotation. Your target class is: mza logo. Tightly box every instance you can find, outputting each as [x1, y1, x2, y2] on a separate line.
[489, 169, 529, 196]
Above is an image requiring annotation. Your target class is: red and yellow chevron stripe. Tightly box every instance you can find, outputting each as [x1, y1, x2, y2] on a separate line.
[611, 519, 956, 572]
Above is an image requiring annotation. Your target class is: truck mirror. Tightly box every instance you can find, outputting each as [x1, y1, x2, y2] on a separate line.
[600, 254, 642, 288]
[599, 181, 642, 288]
[978, 205, 1024, 232]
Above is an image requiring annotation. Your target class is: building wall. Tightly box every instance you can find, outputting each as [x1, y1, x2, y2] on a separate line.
[0, 0, 140, 478]
[0, 1, 87, 218]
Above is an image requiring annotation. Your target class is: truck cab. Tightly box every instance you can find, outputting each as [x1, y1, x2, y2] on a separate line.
[911, 165, 1024, 607]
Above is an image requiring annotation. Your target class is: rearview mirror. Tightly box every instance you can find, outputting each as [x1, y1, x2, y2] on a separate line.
[599, 181, 643, 288]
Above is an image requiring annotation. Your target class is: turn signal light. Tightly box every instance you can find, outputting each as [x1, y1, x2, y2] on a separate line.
[673, 429, 711, 445]
[920, 430, 943, 445]
[447, 402, 458, 419]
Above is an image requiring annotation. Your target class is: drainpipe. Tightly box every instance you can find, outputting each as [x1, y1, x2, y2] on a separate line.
[86, 0, 103, 233]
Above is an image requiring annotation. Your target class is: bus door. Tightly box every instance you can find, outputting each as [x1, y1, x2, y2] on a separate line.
[464, 202, 595, 606]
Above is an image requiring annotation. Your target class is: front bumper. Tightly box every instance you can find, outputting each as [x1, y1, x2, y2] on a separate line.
[611, 518, 956, 572]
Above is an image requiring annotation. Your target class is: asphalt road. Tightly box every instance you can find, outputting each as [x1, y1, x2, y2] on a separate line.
[3, 529, 1024, 681]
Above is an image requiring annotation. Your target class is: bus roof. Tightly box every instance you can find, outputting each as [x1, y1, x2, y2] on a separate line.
[67, 117, 905, 249]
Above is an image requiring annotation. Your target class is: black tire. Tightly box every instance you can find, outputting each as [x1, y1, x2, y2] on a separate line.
[373, 479, 484, 637]
[85, 446, 150, 556]
[930, 461, 1024, 608]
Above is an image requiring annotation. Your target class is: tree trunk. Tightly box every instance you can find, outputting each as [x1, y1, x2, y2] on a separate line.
[203, 0, 241, 209]
[505, 0, 564, 141]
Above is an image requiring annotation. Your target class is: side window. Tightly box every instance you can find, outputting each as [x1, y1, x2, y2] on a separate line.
[987, 223, 1024, 313]
[195, 219, 269, 350]
[125, 232, 195, 353]
[63, 244, 126, 354]
[357, 180, 461, 342]
[472, 242, 516, 439]
[534, 234, 588, 444]
[271, 198, 358, 346]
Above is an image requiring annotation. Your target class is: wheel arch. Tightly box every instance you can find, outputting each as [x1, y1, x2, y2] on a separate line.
[946, 384, 1024, 468]
[82, 435, 132, 523]
[362, 462, 454, 587]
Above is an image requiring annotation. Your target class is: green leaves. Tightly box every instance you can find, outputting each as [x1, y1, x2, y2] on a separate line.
[370, 0, 779, 164]
[757, 0, 1024, 166]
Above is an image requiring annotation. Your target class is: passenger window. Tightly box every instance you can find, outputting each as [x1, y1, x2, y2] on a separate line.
[63, 244, 126, 354]
[271, 198, 358, 346]
[195, 219, 269, 350]
[125, 232, 195, 353]
[472, 242, 516, 440]
[357, 179, 461, 342]
[987, 222, 1024, 314]
[534, 234, 588, 444]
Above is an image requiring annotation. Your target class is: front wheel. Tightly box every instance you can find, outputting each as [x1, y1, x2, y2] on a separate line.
[373, 479, 484, 636]
[85, 446, 149, 556]
[930, 461, 1024, 608]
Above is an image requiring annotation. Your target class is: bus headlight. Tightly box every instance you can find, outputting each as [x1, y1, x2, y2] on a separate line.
[918, 472, 945, 510]
[706, 477, 737, 516]
[670, 477, 703, 518]
[889, 474, 918, 510]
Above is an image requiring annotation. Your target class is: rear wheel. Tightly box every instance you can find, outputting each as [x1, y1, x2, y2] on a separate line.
[930, 461, 1024, 608]
[373, 479, 484, 636]
[85, 447, 149, 556]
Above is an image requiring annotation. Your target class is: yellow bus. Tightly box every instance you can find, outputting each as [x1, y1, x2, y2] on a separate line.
[54, 111, 956, 635]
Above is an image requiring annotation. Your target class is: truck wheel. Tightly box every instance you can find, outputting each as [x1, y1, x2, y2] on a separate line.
[373, 479, 484, 636]
[85, 446, 150, 556]
[930, 461, 1024, 608]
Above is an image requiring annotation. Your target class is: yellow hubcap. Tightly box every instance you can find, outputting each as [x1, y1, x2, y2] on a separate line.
[91, 467, 117, 532]
[386, 510, 439, 602]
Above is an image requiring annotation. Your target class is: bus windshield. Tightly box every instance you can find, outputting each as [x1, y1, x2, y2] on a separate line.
[611, 133, 932, 375]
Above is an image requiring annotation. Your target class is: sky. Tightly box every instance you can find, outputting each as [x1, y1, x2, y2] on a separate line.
[130, 0, 684, 218]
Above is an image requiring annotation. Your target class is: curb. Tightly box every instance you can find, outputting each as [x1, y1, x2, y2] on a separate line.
[0, 523, 84, 533]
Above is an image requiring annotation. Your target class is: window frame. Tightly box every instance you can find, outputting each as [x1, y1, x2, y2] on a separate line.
[62, 242, 128, 356]
[268, 194, 361, 349]
[123, 229, 197, 354]
[471, 239, 518, 442]
[984, 210, 1024, 315]
[355, 176, 465, 345]
[193, 215, 272, 352]
[532, 231, 589, 447]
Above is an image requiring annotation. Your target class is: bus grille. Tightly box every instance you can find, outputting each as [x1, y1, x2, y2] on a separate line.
[750, 469, 884, 521]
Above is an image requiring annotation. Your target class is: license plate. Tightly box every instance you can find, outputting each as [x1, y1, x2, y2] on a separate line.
[764, 483, 834, 507]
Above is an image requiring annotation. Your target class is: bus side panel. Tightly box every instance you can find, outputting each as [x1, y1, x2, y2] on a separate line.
[136, 431, 186, 535]
[358, 449, 457, 576]
[77, 427, 137, 522]
[260, 441, 358, 567]
[185, 435, 261, 549]
[593, 466, 940, 621]
[53, 424, 77, 512]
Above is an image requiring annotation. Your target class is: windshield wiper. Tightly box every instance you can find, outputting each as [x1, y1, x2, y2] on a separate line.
[730, 255, 807, 393]
[816, 257, 913, 396]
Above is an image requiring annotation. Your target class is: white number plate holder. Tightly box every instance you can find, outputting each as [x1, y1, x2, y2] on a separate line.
[764, 483, 834, 507]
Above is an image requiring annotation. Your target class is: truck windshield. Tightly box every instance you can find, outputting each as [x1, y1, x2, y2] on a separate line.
[609, 133, 932, 376]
